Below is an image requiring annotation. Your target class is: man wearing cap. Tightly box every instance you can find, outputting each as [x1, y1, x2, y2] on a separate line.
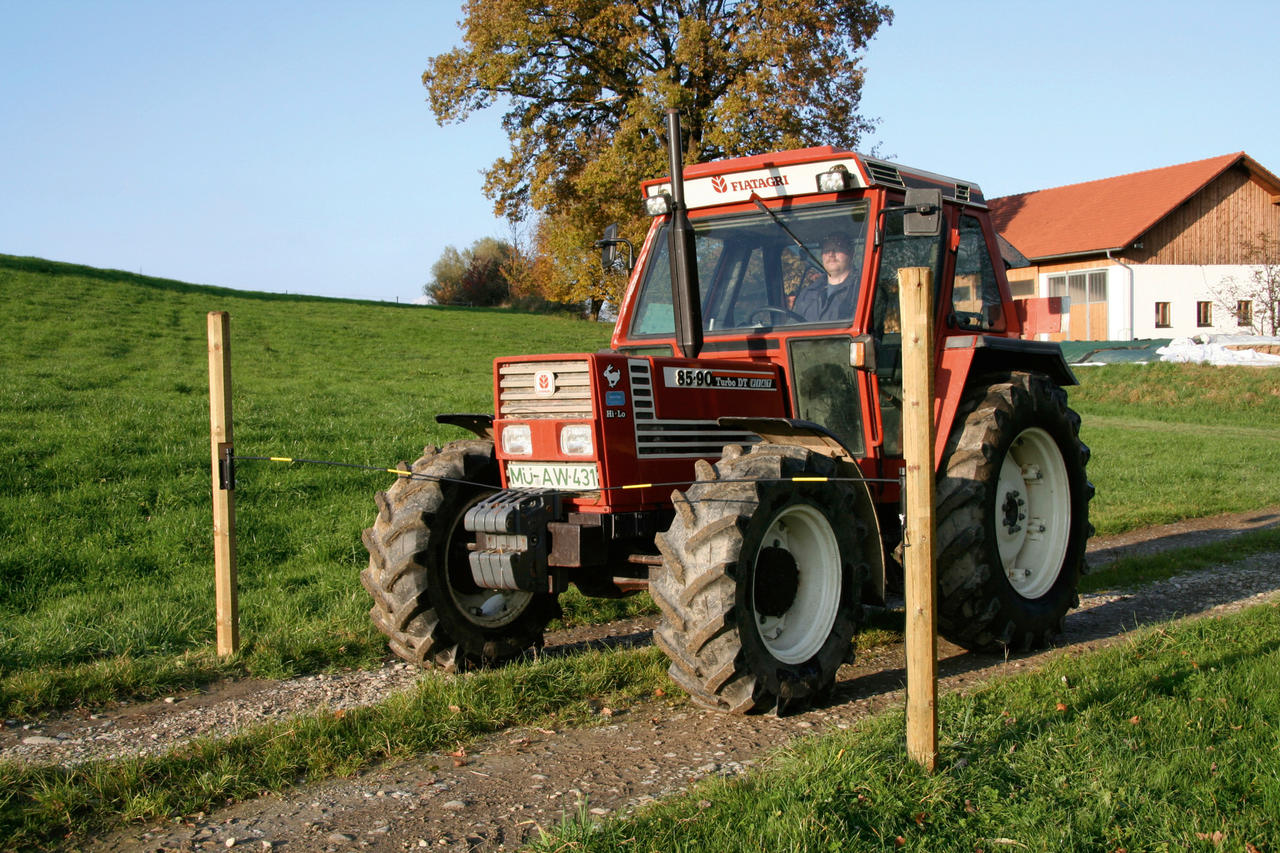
[793, 231, 859, 323]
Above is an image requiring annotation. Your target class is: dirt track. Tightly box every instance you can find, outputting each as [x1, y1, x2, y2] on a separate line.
[13, 507, 1280, 852]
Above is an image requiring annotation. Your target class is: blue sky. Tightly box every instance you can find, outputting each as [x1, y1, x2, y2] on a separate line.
[3, 1, 1276, 303]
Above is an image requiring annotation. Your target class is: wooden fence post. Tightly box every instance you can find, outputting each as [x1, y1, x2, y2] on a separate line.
[898, 267, 938, 771]
[208, 311, 239, 657]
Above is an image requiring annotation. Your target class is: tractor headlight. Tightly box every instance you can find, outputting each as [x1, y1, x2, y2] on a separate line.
[559, 424, 593, 456]
[501, 424, 532, 456]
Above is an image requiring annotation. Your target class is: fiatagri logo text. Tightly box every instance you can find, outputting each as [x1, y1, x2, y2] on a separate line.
[710, 174, 789, 194]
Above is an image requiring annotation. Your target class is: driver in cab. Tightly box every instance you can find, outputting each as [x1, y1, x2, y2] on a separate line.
[793, 231, 858, 323]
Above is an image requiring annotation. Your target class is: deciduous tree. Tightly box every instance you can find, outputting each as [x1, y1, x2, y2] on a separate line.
[426, 236, 514, 306]
[1214, 232, 1280, 335]
[423, 0, 892, 311]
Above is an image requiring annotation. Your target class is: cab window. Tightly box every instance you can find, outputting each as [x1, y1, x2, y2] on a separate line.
[951, 215, 1004, 331]
[628, 202, 870, 337]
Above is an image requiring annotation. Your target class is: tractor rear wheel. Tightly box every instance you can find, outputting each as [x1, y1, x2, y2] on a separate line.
[360, 439, 560, 671]
[935, 372, 1092, 652]
[652, 445, 868, 714]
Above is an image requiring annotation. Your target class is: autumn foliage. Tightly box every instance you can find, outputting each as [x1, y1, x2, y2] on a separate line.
[423, 0, 893, 313]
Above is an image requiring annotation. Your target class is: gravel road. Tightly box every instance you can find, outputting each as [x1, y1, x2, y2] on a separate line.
[5, 506, 1278, 852]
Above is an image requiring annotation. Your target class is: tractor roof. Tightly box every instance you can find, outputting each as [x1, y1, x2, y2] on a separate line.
[641, 147, 985, 210]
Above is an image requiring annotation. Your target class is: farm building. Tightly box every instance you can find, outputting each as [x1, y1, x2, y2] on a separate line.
[989, 152, 1280, 341]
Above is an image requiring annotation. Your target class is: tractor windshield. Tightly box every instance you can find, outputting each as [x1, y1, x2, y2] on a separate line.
[629, 201, 871, 337]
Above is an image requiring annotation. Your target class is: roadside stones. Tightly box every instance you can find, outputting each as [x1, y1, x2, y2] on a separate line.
[0, 660, 427, 768]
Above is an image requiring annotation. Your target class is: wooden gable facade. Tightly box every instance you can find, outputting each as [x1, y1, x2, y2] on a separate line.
[990, 154, 1280, 341]
[1127, 160, 1280, 265]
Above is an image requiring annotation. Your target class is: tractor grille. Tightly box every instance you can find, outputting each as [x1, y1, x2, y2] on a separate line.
[498, 360, 592, 419]
[627, 360, 759, 458]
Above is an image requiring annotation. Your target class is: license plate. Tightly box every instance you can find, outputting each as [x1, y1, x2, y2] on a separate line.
[506, 462, 600, 490]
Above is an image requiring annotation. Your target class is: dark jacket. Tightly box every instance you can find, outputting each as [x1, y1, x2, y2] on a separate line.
[793, 275, 858, 323]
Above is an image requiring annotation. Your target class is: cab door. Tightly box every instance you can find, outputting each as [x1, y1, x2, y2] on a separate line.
[866, 207, 948, 458]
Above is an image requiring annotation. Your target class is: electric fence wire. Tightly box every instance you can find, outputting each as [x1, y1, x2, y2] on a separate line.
[230, 453, 903, 499]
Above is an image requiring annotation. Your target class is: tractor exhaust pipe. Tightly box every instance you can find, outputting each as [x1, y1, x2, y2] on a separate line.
[665, 109, 703, 360]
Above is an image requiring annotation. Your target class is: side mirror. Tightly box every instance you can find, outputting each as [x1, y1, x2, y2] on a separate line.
[598, 223, 620, 269]
[593, 224, 633, 271]
[903, 188, 943, 237]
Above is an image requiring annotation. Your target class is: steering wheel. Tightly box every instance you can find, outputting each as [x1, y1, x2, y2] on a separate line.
[748, 306, 807, 326]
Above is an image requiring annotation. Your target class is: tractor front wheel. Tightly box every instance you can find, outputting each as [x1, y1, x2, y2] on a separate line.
[652, 445, 868, 714]
[360, 439, 560, 671]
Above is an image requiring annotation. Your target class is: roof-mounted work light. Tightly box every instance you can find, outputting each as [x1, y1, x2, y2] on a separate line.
[816, 164, 853, 193]
[644, 192, 673, 216]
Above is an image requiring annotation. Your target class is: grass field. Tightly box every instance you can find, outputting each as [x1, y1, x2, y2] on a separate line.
[0, 255, 613, 714]
[1070, 362, 1280, 535]
[2, 254, 1279, 718]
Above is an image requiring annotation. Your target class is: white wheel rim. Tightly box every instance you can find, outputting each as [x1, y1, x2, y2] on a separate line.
[995, 427, 1071, 599]
[753, 503, 842, 664]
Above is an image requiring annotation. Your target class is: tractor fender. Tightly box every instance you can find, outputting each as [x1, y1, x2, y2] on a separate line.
[945, 335, 1078, 387]
[935, 336, 1076, 470]
[435, 413, 495, 441]
[718, 416, 886, 606]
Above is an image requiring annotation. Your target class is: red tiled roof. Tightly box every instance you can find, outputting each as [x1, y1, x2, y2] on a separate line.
[988, 153, 1278, 260]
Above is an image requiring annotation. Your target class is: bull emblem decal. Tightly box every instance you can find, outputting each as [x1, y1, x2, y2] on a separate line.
[533, 369, 556, 396]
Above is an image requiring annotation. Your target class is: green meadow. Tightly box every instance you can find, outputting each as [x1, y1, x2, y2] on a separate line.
[0, 255, 612, 714]
[2, 254, 1279, 717]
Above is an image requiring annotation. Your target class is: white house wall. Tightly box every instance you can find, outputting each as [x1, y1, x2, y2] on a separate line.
[1031, 263, 1262, 340]
[1127, 264, 1261, 339]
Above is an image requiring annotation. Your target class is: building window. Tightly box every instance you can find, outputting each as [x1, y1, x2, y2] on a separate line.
[1196, 301, 1213, 327]
[1155, 302, 1171, 328]
[1047, 269, 1108, 338]
[1047, 271, 1108, 304]
[1237, 300, 1253, 327]
[1008, 277, 1036, 298]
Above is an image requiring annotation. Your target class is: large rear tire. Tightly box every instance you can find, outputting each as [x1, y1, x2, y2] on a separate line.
[360, 439, 561, 671]
[936, 372, 1092, 652]
[652, 445, 868, 714]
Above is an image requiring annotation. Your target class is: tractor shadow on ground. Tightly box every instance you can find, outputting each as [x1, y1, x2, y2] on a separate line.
[537, 623, 657, 662]
[1086, 511, 1280, 567]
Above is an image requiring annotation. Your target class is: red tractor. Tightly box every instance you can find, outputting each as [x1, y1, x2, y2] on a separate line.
[363, 112, 1091, 713]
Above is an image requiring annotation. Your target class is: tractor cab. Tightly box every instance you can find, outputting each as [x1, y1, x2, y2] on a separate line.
[609, 147, 1008, 473]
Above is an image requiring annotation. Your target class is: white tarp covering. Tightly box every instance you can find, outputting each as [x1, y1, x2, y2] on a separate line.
[1156, 335, 1280, 366]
